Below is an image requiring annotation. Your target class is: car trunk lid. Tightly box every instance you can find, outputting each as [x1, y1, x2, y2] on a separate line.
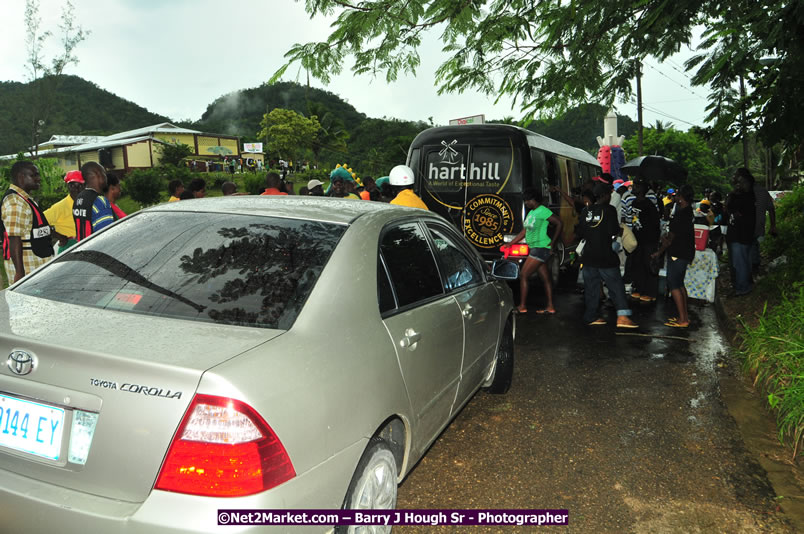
[0, 292, 280, 502]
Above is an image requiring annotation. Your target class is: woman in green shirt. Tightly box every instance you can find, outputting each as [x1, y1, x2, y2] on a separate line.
[506, 188, 563, 314]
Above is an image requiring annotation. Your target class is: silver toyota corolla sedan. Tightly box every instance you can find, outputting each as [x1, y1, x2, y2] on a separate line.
[0, 196, 516, 533]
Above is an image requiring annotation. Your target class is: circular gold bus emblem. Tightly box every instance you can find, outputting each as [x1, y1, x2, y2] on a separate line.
[463, 194, 514, 249]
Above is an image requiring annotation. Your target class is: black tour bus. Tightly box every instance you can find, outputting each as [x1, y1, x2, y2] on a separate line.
[406, 124, 601, 280]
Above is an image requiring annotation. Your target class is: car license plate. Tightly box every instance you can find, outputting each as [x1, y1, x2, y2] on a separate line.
[0, 393, 65, 460]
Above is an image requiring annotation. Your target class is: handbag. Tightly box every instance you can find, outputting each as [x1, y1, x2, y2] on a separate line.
[620, 223, 638, 253]
[649, 248, 664, 276]
[576, 239, 586, 256]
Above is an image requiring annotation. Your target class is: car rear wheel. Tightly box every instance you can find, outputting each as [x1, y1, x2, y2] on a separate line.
[485, 319, 514, 394]
[337, 438, 398, 534]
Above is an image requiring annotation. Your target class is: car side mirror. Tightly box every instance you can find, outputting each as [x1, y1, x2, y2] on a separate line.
[491, 259, 519, 280]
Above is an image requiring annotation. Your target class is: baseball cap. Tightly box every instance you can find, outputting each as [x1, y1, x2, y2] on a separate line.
[307, 179, 324, 189]
[64, 170, 84, 184]
[613, 179, 625, 187]
[667, 188, 676, 194]
[623, 180, 633, 187]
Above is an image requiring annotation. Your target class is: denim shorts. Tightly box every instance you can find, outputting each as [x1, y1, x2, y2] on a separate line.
[528, 247, 551, 263]
[666, 257, 690, 290]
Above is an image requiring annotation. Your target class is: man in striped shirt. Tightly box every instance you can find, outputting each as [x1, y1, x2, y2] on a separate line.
[73, 162, 114, 241]
[2, 161, 53, 283]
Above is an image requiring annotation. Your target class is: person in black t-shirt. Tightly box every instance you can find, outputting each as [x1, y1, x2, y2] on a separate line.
[630, 181, 661, 302]
[653, 185, 695, 327]
[725, 168, 756, 296]
[577, 183, 637, 328]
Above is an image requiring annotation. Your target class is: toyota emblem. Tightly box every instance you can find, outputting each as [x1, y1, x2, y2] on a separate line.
[8, 350, 36, 376]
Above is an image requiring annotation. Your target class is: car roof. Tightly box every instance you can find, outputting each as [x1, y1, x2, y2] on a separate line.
[144, 196, 439, 226]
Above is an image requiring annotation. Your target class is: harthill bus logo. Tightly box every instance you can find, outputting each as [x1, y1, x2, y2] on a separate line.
[7, 350, 36, 376]
[463, 194, 514, 249]
[428, 139, 502, 183]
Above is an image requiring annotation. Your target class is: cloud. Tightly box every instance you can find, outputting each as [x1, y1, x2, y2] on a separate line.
[1, 0, 710, 129]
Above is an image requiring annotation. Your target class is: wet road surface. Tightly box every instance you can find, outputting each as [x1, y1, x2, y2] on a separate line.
[396, 289, 793, 532]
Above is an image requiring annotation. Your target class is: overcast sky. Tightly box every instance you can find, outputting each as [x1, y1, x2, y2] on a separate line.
[1, 0, 711, 134]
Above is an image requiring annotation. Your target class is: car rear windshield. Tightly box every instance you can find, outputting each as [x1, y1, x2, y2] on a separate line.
[14, 211, 346, 330]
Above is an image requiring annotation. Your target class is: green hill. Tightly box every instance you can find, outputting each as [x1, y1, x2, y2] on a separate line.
[0, 75, 637, 172]
[194, 81, 368, 141]
[0, 75, 169, 155]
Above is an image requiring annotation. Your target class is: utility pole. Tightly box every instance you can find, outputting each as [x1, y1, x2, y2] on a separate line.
[636, 61, 644, 156]
[739, 74, 749, 168]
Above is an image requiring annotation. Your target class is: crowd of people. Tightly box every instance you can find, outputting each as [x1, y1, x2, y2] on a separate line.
[166, 162, 428, 208]
[1, 160, 129, 284]
[1, 160, 429, 284]
[505, 168, 777, 329]
[2, 158, 777, 332]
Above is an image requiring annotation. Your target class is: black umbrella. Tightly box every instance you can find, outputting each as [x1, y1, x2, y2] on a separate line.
[620, 155, 687, 184]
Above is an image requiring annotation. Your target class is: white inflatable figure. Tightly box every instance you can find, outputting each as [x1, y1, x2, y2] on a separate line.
[597, 110, 625, 147]
[596, 110, 627, 180]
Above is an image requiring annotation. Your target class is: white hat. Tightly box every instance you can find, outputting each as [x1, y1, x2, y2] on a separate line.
[307, 179, 324, 189]
[389, 164, 415, 186]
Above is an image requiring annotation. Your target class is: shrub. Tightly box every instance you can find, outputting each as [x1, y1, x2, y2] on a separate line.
[292, 168, 330, 185]
[37, 192, 66, 211]
[159, 143, 194, 167]
[125, 168, 165, 206]
[156, 164, 194, 183]
[243, 172, 267, 195]
[34, 158, 66, 197]
[762, 185, 804, 285]
[0, 158, 64, 208]
[739, 283, 804, 458]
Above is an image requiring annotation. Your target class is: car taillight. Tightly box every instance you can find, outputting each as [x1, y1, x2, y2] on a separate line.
[501, 243, 529, 258]
[155, 394, 295, 497]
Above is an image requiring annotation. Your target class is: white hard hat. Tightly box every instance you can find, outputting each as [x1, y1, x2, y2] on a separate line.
[389, 164, 415, 186]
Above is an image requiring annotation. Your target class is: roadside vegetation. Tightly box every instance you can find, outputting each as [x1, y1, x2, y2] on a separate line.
[738, 185, 804, 459]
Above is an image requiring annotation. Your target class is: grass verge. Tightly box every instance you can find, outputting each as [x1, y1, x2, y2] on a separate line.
[733, 185, 804, 460]
[738, 283, 804, 459]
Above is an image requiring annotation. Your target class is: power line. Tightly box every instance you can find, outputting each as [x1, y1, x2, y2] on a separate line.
[645, 97, 704, 104]
[626, 97, 702, 128]
[643, 61, 707, 99]
[665, 57, 693, 77]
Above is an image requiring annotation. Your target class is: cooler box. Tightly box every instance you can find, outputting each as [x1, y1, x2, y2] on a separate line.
[694, 224, 710, 251]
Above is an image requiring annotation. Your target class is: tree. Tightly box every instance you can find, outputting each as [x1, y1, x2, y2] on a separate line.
[276, 1, 803, 157]
[621, 128, 727, 193]
[23, 0, 88, 154]
[159, 142, 193, 167]
[257, 108, 321, 162]
[124, 169, 165, 207]
[306, 101, 349, 162]
[687, 2, 804, 152]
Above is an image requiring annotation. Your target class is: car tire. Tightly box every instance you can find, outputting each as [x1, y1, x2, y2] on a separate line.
[336, 438, 398, 534]
[486, 319, 514, 394]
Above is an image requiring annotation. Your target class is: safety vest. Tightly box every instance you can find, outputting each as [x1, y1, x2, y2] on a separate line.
[73, 189, 100, 242]
[1, 188, 53, 260]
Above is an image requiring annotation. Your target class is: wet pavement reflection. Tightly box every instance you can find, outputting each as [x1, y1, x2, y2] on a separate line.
[396, 289, 793, 533]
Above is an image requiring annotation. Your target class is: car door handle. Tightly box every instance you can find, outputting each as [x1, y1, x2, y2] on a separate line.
[462, 304, 474, 319]
[399, 328, 421, 349]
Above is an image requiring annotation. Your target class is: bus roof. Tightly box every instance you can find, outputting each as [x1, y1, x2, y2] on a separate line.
[410, 124, 600, 167]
